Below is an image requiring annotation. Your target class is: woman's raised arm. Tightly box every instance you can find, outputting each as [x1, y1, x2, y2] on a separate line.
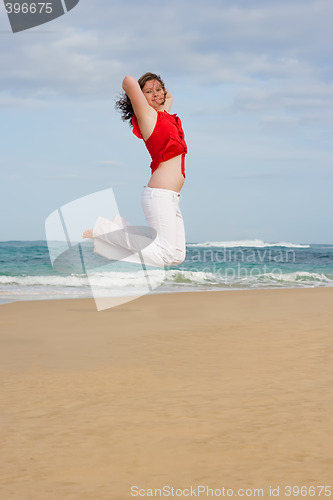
[122, 75, 151, 120]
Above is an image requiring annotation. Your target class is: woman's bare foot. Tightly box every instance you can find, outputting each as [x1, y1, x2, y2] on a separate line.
[82, 229, 94, 239]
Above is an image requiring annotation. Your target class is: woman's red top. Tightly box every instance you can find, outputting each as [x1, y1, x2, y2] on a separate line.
[131, 111, 187, 178]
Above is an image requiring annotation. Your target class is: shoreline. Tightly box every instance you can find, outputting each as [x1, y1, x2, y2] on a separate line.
[1, 282, 333, 307]
[1, 287, 332, 499]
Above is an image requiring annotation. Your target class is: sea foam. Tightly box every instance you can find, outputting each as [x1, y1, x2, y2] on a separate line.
[187, 239, 310, 248]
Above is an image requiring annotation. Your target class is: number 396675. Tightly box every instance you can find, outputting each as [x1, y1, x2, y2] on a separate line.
[5, 3, 53, 14]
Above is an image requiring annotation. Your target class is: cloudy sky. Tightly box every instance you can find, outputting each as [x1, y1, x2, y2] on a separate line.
[0, 0, 332, 244]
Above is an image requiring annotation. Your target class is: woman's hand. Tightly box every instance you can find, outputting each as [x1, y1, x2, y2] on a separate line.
[164, 89, 173, 112]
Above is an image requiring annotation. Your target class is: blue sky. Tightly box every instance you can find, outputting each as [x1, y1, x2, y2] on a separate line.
[0, 0, 332, 244]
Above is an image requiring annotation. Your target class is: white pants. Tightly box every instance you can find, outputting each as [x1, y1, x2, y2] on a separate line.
[93, 186, 186, 267]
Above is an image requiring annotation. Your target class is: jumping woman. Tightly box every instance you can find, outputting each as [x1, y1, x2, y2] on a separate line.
[83, 72, 187, 268]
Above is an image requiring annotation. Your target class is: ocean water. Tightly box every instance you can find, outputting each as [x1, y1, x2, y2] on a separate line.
[0, 240, 333, 304]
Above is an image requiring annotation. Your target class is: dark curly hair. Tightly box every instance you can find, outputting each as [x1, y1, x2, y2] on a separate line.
[115, 72, 167, 126]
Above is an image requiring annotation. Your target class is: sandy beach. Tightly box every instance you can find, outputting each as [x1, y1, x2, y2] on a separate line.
[1, 288, 332, 499]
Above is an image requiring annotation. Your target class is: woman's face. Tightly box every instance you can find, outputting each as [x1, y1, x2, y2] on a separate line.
[142, 79, 165, 109]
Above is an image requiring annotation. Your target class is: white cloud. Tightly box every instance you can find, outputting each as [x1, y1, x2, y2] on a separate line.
[0, 91, 49, 108]
[0, 0, 332, 100]
[5, 174, 20, 180]
[231, 79, 333, 124]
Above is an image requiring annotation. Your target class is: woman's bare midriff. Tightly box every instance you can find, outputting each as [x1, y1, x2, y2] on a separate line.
[147, 155, 185, 192]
